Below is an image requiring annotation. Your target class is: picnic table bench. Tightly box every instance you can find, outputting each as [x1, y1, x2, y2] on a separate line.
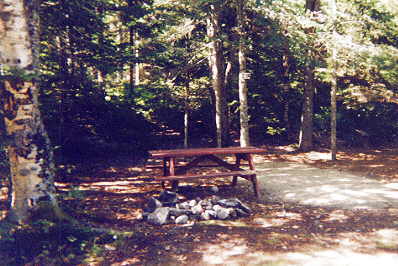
[148, 147, 266, 198]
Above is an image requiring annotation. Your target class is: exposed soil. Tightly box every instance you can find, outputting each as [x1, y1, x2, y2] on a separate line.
[1, 145, 398, 265]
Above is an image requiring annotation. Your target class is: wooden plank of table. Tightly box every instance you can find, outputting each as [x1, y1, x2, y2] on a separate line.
[148, 147, 266, 158]
[154, 170, 256, 181]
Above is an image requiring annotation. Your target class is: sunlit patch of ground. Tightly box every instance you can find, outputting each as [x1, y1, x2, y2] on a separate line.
[2, 147, 398, 265]
[260, 145, 398, 181]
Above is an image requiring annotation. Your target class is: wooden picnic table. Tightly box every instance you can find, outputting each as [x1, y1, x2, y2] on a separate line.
[148, 147, 266, 198]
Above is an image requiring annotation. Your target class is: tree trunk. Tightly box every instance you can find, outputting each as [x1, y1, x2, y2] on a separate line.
[299, 0, 320, 151]
[330, 0, 337, 161]
[299, 65, 315, 151]
[128, 0, 140, 90]
[0, 0, 64, 223]
[281, 52, 291, 140]
[207, 3, 229, 147]
[283, 84, 290, 139]
[237, 0, 250, 147]
[184, 85, 190, 148]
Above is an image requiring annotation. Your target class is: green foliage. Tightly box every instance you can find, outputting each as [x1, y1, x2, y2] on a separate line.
[0, 68, 39, 81]
[31, 0, 398, 155]
[338, 102, 398, 146]
[40, 89, 156, 160]
[0, 220, 119, 265]
[266, 126, 286, 136]
[314, 106, 331, 133]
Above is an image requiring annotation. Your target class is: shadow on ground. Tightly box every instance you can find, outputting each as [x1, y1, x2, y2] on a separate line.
[2, 148, 398, 265]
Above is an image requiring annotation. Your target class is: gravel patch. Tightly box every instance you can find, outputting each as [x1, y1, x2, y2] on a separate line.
[256, 161, 398, 210]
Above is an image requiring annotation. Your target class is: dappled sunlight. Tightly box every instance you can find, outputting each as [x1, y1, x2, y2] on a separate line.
[3, 145, 398, 265]
[256, 157, 398, 209]
[200, 219, 253, 228]
[199, 237, 249, 265]
[259, 146, 398, 181]
[284, 248, 398, 266]
[251, 211, 302, 228]
[324, 210, 349, 222]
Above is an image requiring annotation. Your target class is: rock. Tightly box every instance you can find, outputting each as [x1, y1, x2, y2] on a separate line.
[175, 214, 189, 224]
[217, 198, 252, 214]
[169, 207, 192, 216]
[212, 204, 222, 211]
[177, 201, 191, 210]
[206, 210, 217, 218]
[237, 201, 252, 214]
[201, 199, 213, 210]
[205, 205, 213, 210]
[201, 211, 211, 220]
[200, 199, 211, 207]
[209, 186, 219, 193]
[158, 190, 178, 206]
[191, 204, 204, 215]
[188, 199, 197, 207]
[144, 197, 162, 213]
[216, 207, 230, 220]
[142, 195, 251, 224]
[236, 208, 250, 217]
[201, 210, 217, 220]
[217, 198, 240, 208]
[229, 209, 238, 219]
[210, 195, 221, 204]
[147, 207, 170, 225]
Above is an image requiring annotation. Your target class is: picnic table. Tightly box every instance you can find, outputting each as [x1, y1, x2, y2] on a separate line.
[148, 147, 266, 198]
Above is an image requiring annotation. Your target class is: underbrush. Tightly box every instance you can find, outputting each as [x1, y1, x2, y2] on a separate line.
[0, 219, 121, 265]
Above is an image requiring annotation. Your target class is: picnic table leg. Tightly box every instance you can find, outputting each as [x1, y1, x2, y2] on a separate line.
[247, 154, 259, 198]
[169, 157, 179, 191]
[161, 158, 169, 189]
[161, 157, 179, 190]
[232, 154, 242, 186]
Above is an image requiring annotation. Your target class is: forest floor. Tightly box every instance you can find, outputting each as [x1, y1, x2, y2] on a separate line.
[2, 145, 398, 265]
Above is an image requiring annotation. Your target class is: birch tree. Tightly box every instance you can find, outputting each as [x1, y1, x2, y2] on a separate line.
[207, 1, 229, 147]
[237, 0, 250, 147]
[329, 0, 337, 160]
[0, 0, 64, 223]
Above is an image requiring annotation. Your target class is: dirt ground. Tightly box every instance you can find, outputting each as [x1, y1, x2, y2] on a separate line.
[1, 145, 398, 265]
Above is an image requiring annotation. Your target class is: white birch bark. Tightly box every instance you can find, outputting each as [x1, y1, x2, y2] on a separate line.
[0, 0, 63, 223]
[237, 0, 250, 147]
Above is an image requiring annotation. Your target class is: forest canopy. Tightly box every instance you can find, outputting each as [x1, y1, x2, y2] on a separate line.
[1, 0, 398, 161]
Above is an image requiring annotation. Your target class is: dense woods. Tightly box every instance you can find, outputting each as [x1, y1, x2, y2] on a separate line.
[2, 0, 397, 159]
[1, 0, 398, 264]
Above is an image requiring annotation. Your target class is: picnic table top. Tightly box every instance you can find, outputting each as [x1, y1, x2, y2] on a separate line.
[148, 146, 266, 158]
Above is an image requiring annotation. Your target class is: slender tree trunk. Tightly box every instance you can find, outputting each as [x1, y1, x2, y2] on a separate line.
[299, 64, 315, 151]
[330, 65, 337, 160]
[0, 0, 64, 223]
[283, 84, 290, 138]
[184, 85, 190, 148]
[207, 3, 229, 147]
[281, 53, 291, 140]
[237, 0, 250, 147]
[299, 0, 320, 151]
[330, 0, 337, 160]
[128, 4, 140, 90]
[94, 3, 107, 97]
[134, 32, 140, 87]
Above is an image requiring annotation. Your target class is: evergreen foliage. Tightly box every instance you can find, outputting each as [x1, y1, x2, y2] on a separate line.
[2, 0, 397, 158]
